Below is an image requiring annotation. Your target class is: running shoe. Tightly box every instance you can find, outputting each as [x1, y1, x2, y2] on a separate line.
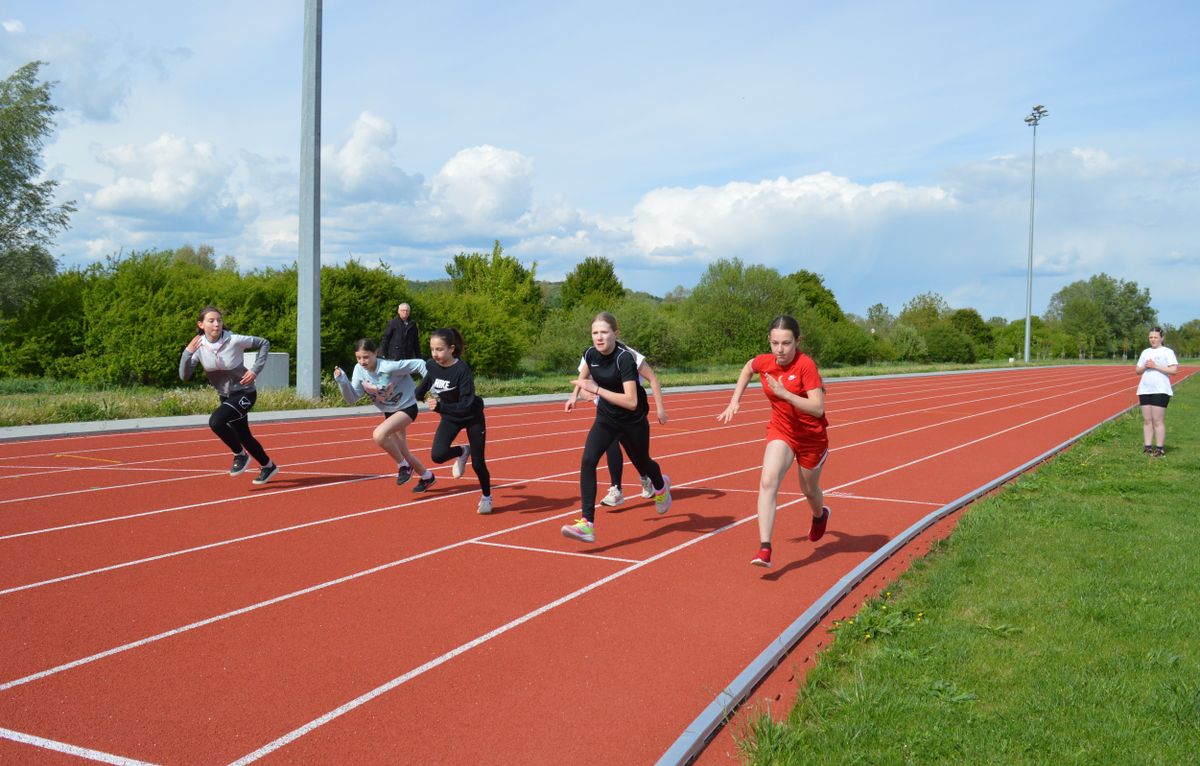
[396, 464, 413, 486]
[413, 474, 437, 493]
[230, 452, 250, 476]
[1143, 445, 1154, 455]
[654, 475, 672, 515]
[640, 476, 654, 499]
[809, 506, 830, 542]
[452, 444, 471, 478]
[600, 485, 624, 507]
[561, 518, 595, 543]
[477, 496, 493, 515]
[1153, 446, 1166, 458]
[751, 546, 772, 568]
[252, 463, 279, 485]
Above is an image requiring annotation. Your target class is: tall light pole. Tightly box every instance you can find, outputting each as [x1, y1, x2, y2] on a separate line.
[1022, 104, 1048, 364]
[297, 0, 322, 397]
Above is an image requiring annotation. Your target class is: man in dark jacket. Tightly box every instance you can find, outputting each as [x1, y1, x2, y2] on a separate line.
[381, 302, 421, 360]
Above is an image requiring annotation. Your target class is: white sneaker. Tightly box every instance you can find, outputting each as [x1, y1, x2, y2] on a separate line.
[640, 476, 654, 499]
[477, 496, 493, 515]
[600, 485, 624, 507]
[452, 444, 470, 478]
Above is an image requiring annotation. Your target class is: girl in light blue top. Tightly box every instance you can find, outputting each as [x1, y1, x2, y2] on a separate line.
[333, 338, 435, 490]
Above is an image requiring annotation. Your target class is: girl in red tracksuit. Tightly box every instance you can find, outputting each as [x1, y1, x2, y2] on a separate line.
[718, 315, 830, 568]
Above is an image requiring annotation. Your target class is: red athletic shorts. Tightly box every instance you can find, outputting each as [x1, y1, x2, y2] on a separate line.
[766, 425, 829, 470]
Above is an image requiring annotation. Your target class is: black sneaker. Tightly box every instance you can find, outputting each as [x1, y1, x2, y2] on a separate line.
[396, 465, 413, 486]
[1152, 447, 1165, 458]
[230, 453, 250, 476]
[413, 474, 436, 493]
[252, 463, 279, 485]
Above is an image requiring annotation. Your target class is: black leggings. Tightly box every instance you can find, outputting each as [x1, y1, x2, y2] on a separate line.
[605, 442, 642, 487]
[210, 392, 270, 466]
[430, 407, 491, 495]
[580, 414, 664, 522]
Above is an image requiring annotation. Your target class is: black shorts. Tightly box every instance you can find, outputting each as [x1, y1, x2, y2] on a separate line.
[1139, 393, 1171, 408]
[381, 404, 420, 422]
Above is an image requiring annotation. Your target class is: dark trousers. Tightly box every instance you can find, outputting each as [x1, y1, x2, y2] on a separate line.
[580, 414, 663, 522]
[430, 407, 491, 495]
[210, 391, 270, 466]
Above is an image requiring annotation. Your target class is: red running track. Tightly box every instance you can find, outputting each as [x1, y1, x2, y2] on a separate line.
[0, 365, 1191, 765]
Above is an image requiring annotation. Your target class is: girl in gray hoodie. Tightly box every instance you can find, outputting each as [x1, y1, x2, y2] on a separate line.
[179, 305, 279, 484]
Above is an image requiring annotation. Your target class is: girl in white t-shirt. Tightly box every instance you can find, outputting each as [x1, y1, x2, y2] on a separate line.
[1135, 327, 1179, 457]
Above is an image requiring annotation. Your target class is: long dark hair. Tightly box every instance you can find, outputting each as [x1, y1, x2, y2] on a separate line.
[430, 327, 464, 358]
[354, 338, 378, 352]
[768, 314, 801, 339]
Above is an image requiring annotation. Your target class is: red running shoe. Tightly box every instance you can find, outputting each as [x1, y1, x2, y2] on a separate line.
[751, 546, 772, 568]
[809, 506, 830, 542]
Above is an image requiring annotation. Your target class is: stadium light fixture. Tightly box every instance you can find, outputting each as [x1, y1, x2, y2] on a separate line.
[1023, 104, 1048, 364]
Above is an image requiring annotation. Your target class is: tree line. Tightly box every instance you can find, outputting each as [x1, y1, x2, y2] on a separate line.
[2, 242, 1195, 387]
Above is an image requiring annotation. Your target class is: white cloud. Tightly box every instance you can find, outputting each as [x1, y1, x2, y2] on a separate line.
[628, 172, 955, 268]
[88, 133, 239, 232]
[321, 111, 422, 204]
[0, 22, 188, 122]
[429, 145, 535, 230]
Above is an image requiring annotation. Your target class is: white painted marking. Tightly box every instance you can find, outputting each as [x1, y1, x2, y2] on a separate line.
[0, 726, 160, 765]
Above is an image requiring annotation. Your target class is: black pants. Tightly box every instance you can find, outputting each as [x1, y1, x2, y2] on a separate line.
[430, 405, 490, 495]
[210, 391, 270, 466]
[580, 414, 663, 522]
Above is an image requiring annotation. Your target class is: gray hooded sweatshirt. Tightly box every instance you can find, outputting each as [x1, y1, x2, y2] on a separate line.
[179, 330, 271, 398]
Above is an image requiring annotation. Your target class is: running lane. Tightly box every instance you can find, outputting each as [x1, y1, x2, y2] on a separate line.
[0, 366, 1190, 764]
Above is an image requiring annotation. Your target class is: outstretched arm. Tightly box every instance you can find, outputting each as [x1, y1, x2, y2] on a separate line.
[717, 360, 756, 423]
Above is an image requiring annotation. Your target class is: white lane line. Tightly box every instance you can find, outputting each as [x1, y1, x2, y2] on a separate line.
[470, 539, 641, 563]
[0, 726, 159, 765]
[0, 504, 586, 692]
[0, 381, 1129, 698]
[3, 373, 1130, 588]
[224, 509, 757, 766]
[0, 473, 381, 542]
[825, 492, 944, 507]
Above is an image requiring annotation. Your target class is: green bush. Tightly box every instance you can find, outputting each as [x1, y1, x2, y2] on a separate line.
[924, 323, 976, 363]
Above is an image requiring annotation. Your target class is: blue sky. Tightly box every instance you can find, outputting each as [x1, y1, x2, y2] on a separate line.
[3, 0, 1198, 324]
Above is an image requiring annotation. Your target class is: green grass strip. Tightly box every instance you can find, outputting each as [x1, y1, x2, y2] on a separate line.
[740, 382, 1198, 765]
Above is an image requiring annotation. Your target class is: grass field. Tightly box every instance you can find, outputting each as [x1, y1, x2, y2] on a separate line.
[0, 359, 1145, 428]
[739, 381, 1198, 764]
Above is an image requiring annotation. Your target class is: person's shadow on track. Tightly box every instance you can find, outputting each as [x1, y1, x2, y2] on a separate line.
[248, 474, 376, 490]
[604, 486, 725, 514]
[588, 512, 738, 555]
[493, 488, 579, 514]
[758, 531, 891, 581]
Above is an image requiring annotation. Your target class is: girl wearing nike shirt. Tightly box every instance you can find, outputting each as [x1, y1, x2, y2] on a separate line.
[179, 305, 279, 485]
[576, 343, 668, 508]
[563, 312, 671, 543]
[718, 315, 830, 569]
[413, 328, 494, 514]
[332, 338, 434, 490]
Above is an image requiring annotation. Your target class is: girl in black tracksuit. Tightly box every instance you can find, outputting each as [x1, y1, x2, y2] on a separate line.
[413, 328, 494, 514]
[563, 312, 671, 543]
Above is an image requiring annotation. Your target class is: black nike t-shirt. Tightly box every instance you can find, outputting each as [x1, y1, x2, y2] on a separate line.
[582, 342, 648, 423]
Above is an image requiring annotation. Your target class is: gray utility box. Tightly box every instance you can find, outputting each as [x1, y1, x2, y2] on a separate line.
[243, 351, 290, 391]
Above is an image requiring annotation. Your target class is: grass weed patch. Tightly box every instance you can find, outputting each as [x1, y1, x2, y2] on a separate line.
[741, 384, 1199, 765]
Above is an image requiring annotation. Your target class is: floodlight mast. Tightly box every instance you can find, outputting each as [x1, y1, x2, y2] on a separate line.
[1022, 104, 1048, 364]
[297, 0, 322, 397]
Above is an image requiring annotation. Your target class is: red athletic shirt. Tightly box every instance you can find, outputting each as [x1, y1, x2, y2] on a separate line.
[752, 352, 828, 446]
